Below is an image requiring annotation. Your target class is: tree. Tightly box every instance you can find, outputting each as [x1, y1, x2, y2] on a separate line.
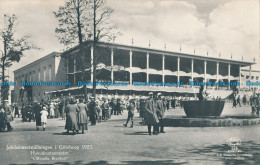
[54, 0, 92, 101]
[91, 0, 121, 99]
[0, 14, 38, 103]
[54, 0, 121, 100]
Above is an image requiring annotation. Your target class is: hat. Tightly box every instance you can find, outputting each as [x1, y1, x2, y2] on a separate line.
[4, 100, 8, 102]
[148, 92, 153, 95]
[157, 93, 162, 96]
[90, 96, 94, 99]
[43, 107, 47, 110]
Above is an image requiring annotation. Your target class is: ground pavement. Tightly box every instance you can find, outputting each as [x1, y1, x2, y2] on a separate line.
[0, 103, 259, 165]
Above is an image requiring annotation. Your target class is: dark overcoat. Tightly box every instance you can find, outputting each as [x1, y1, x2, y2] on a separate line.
[144, 99, 159, 125]
[156, 99, 165, 119]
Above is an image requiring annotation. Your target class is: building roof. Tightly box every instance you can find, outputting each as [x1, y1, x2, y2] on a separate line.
[62, 40, 255, 67]
[13, 52, 61, 74]
[241, 69, 260, 73]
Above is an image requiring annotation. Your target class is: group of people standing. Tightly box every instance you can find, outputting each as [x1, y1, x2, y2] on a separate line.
[1, 91, 170, 135]
[143, 92, 166, 135]
[0, 100, 14, 132]
[250, 93, 260, 116]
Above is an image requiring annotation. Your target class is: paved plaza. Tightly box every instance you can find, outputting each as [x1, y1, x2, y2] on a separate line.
[0, 103, 260, 165]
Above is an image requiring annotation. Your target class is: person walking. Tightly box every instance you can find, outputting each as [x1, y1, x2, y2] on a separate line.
[232, 93, 237, 108]
[40, 107, 48, 131]
[33, 101, 42, 131]
[65, 98, 79, 134]
[3, 100, 13, 131]
[49, 102, 55, 118]
[77, 98, 88, 134]
[88, 97, 97, 126]
[14, 104, 19, 118]
[123, 99, 135, 128]
[237, 95, 241, 107]
[144, 92, 159, 135]
[101, 98, 109, 121]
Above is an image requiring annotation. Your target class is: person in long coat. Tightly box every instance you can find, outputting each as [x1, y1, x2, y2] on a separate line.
[0, 106, 6, 131]
[144, 92, 159, 135]
[88, 97, 97, 125]
[3, 101, 13, 131]
[77, 98, 88, 134]
[33, 101, 42, 131]
[49, 102, 55, 118]
[101, 98, 109, 121]
[156, 93, 166, 133]
[65, 98, 79, 134]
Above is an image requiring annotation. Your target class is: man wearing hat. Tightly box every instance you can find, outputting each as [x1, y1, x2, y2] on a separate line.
[33, 101, 42, 131]
[88, 96, 97, 125]
[3, 100, 13, 131]
[156, 93, 166, 133]
[123, 99, 135, 128]
[144, 92, 159, 135]
[101, 98, 109, 121]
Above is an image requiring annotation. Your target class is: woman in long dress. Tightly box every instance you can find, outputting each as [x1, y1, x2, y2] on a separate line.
[77, 98, 88, 134]
[49, 102, 55, 118]
[40, 107, 48, 131]
[65, 98, 79, 134]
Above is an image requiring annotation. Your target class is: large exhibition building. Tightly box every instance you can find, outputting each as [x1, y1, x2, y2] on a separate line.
[13, 41, 256, 102]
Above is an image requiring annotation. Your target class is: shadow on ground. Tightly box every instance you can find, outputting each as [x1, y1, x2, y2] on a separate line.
[52, 132, 77, 136]
[124, 131, 149, 135]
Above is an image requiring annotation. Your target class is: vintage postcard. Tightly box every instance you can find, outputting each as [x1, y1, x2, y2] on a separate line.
[0, 0, 259, 164]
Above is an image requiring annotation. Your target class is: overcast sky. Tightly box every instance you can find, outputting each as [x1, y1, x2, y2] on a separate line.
[0, 0, 259, 81]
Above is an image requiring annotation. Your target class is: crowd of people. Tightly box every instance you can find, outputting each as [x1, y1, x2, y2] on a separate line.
[1, 88, 259, 134]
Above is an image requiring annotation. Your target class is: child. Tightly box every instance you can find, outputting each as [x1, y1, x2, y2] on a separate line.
[40, 107, 48, 131]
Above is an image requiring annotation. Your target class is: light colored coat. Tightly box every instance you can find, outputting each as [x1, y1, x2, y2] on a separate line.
[144, 99, 159, 125]
[41, 110, 48, 123]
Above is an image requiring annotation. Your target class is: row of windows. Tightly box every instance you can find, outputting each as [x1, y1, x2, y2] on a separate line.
[15, 66, 52, 83]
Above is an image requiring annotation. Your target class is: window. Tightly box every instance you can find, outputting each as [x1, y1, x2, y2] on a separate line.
[49, 65, 52, 81]
[38, 69, 41, 81]
[256, 76, 259, 80]
[43, 67, 46, 81]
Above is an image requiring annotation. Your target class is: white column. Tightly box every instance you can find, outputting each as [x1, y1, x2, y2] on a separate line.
[216, 62, 219, 90]
[177, 57, 180, 85]
[204, 60, 207, 83]
[191, 59, 194, 82]
[239, 65, 241, 89]
[249, 65, 252, 90]
[162, 55, 165, 85]
[66, 58, 69, 82]
[228, 63, 230, 90]
[111, 48, 114, 82]
[146, 53, 149, 82]
[129, 50, 132, 85]
[91, 46, 94, 82]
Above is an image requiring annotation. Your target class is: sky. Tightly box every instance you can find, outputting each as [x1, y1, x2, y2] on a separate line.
[0, 0, 259, 81]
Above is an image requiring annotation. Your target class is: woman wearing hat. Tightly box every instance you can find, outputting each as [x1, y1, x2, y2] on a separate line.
[77, 98, 88, 134]
[65, 98, 79, 134]
[40, 107, 48, 131]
